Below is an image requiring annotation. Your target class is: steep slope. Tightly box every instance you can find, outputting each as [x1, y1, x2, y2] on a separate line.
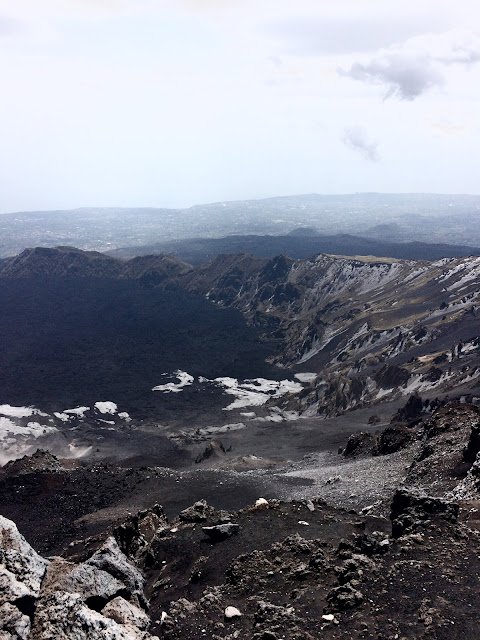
[3, 398, 480, 640]
[0, 246, 193, 281]
[178, 253, 480, 415]
[0, 246, 124, 278]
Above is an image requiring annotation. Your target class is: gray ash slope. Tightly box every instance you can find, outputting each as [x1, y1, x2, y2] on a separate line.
[2, 400, 480, 639]
[0, 247, 281, 420]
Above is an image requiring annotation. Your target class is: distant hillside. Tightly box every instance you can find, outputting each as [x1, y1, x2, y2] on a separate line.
[2, 193, 480, 257]
[108, 232, 480, 264]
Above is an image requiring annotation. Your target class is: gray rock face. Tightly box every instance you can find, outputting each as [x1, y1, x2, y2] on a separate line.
[178, 500, 214, 522]
[0, 515, 156, 640]
[102, 597, 150, 631]
[113, 505, 168, 558]
[54, 563, 126, 606]
[390, 488, 459, 538]
[0, 516, 48, 597]
[202, 523, 240, 541]
[86, 537, 146, 606]
[31, 591, 155, 640]
[0, 601, 31, 640]
[0, 566, 33, 605]
[326, 583, 364, 610]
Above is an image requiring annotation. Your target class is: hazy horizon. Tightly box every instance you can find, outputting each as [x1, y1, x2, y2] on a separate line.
[1, 1, 479, 213]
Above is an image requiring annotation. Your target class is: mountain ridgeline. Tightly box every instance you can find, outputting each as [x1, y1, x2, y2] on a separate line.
[1, 245, 479, 419]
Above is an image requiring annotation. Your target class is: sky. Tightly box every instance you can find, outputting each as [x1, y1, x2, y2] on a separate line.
[0, 0, 479, 212]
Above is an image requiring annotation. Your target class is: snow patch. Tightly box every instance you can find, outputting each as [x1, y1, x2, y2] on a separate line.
[210, 376, 303, 410]
[94, 401, 118, 414]
[297, 327, 348, 364]
[197, 423, 246, 436]
[54, 412, 71, 422]
[152, 371, 194, 393]
[0, 405, 35, 418]
[294, 373, 317, 383]
[0, 417, 58, 438]
[64, 406, 90, 417]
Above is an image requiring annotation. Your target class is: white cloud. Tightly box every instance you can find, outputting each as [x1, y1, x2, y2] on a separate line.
[339, 29, 480, 100]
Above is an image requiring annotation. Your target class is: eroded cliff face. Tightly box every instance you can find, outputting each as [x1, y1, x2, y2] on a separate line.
[171, 252, 480, 416]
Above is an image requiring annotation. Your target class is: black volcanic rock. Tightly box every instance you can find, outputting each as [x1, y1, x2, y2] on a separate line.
[342, 432, 376, 457]
[0, 273, 279, 418]
[390, 488, 458, 537]
[110, 232, 480, 265]
[0, 246, 124, 278]
[374, 425, 416, 455]
[1, 450, 61, 477]
[391, 393, 425, 424]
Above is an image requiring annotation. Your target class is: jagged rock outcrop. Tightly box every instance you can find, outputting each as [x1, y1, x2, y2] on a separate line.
[0, 516, 48, 597]
[405, 402, 480, 495]
[390, 488, 458, 537]
[2, 450, 62, 477]
[113, 505, 169, 559]
[31, 591, 156, 640]
[0, 515, 158, 640]
[85, 537, 146, 607]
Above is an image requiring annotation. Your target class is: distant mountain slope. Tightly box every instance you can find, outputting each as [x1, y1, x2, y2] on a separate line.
[2, 193, 480, 257]
[108, 232, 480, 264]
[0, 246, 192, 281]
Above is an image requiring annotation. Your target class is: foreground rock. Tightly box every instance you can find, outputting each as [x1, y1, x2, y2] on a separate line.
[0, 515, 158, 640]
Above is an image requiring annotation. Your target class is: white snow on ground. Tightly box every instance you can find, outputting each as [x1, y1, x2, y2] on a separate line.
[54, 412, 71, 422]
[462, 369, 480, 384]
[212, 377, 303, 410]
[94, 401, 118, 414]
[445, 258, 480, 291]
[460, 341, 479, 355]
[118, 412, 131, 421]
[294, 373, 317, 383]
[153, 372, 304, 409]
[404, 265, 430, 283]
[376, 388, 394, 400]
[0, 405, 41, 418]
[0, 417, 58, 437]
[356, 262, 403, 294]
[197, 423, 246, 436]
[297, 327, 348, 364]
[64, 406, 90, 417]
[425, 293, 480, 322]
[152, 371, 194, 393]
[401, 371, 455, 395]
